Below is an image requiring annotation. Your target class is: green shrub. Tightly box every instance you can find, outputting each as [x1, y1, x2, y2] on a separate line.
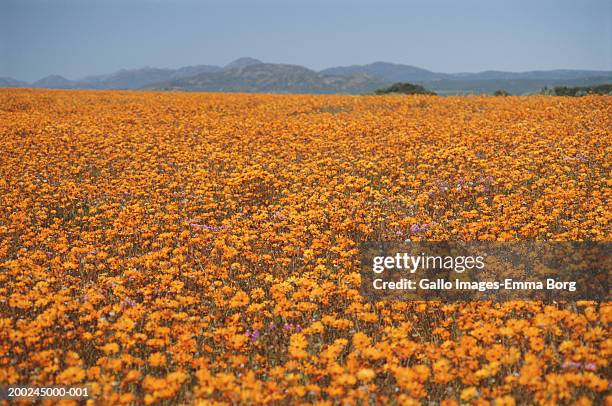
[493, 90, 511, 96]
[374, 82, 436, 95]
[542, 84, 612, 96]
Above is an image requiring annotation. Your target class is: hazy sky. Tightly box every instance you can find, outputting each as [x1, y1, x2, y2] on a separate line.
[1, 0, 611, 82]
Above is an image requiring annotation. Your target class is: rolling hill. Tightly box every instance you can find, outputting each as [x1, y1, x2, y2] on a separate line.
[2, 58, 611, 94]
[320, 62, 446, 82]
[74, 65, 223, 89]
[147, 62, 386, 94]
[0, 77, 28, 88]
[32, 75, 74, 89]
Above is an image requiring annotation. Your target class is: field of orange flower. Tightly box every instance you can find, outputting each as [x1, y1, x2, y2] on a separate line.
[0, 89, 610, 405]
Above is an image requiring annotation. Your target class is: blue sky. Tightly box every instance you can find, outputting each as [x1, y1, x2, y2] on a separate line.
[1, 0, 611, 82]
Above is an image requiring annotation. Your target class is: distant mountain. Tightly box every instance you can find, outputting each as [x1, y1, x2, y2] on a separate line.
[321, 62, 446, 82]
[148, 63, 386, 94]
[75, 65, 222, 89]
[75, 68, 169, 89]
[32, 75, 75, 89]
[0, 77, 28, 88]
[320, 63, 612, 94]
[60, 59, 261, 89]
[224, 57, 263, 70]
[321, 63, 612, 87]
[171, 65, 222, 78]
[2, 58, 611, 94]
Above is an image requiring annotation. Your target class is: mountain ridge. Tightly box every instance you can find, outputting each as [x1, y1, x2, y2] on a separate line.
[147, 63, 387, 94]
[2, 58, 611, 94]
[320, 62, 447, 82]
[224, 57, 263, 70]
[33, 75, 74, 89]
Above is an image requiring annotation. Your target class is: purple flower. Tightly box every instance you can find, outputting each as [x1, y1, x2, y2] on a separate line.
[576, 153, 589, 162]
[247, 329, 260, 341]
[562, 360, 582, 369]
[436, 180, 450, 191]
[122, 297, 136, 308]
[410, 223, 430, 234]
[272, 211, 285, 220]
[188, 221, 228, 232]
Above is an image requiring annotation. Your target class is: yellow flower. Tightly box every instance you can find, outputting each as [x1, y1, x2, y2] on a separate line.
[56, 366, 85, 384]
[460, 387, 478, 401]
[100, 342, 120, 355]
[356, 368, 376, 382]
[148, 352, 167, 368]
[289, 333, 309, 359]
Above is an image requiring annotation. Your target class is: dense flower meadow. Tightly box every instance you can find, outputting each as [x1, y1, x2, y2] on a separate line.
[0, 89, 610, 405]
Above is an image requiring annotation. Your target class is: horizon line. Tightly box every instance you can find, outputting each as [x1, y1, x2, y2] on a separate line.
[4, 58, 612, 83]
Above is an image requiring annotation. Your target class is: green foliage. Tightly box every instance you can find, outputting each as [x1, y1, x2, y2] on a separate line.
[541, 83, 612, 96]
[374, 82, 436, 95]
[493, 90, 511, 96]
